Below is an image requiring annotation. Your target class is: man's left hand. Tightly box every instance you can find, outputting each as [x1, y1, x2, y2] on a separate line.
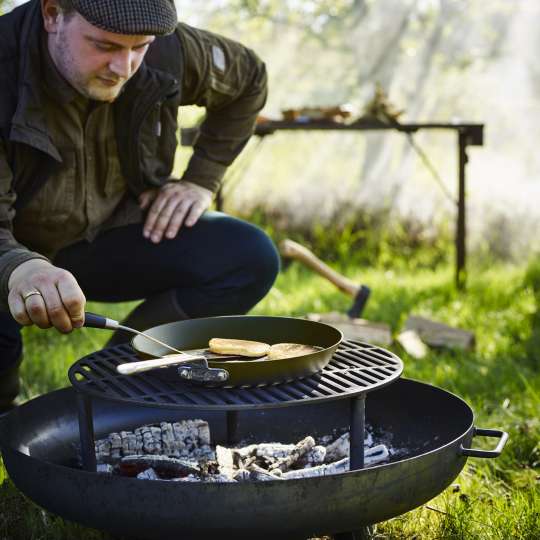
[139, 181, 213, 243]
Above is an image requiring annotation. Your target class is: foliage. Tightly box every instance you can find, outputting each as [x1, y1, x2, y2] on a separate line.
[243, 204, 453, 271]
[524, 256, 540, 367]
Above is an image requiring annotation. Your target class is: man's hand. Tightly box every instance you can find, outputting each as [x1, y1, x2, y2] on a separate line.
[139, 181, 213, 243]
[8, 259, 86, 333]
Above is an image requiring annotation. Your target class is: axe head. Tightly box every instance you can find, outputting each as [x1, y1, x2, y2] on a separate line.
[347, 285, 371, 319]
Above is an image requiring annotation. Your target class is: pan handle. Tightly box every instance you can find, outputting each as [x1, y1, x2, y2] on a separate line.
[460, 427, 509, 458]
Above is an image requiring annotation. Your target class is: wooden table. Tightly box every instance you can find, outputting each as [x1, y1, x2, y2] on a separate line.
[254, 119, 484, 289]
[181, 119, 484, 289]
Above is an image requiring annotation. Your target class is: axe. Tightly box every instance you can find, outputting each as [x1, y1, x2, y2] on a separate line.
[279, 239, 371, 318]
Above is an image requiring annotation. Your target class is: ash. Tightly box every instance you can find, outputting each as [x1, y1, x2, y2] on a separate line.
[93, 420, 395, 483]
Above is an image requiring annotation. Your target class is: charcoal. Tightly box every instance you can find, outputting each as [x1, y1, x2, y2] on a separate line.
[204, 474, 237, 483]
[172, 474, 200, 482]
[96, 463, 114, 474]
[137, 468, 159, 480]
[96, 422, 391, 484]
[95, 420, 212, 464]
[120, 431, 138, 456]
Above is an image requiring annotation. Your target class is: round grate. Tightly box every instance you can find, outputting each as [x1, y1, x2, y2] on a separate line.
[68, 340, 403, 411]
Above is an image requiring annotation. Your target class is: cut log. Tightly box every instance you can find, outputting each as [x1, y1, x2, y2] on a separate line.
[248, 464, 283, 482]
[216, 445, 235, 481]
[364, 444, 390, 465]
[324, 433, 349, 463]
[268, 436, 315, 473]
[119, 455, 200, 479]
[282, 445, 390, 479]
[396, 329, 428, 359]
[324, 432, 375, 463]
[297, 445, 327, 467]
[306, 312, 392, 346]
[405, 316, 475, 351]
[282, 457, 350, 479]
[254, 442, 296, 460]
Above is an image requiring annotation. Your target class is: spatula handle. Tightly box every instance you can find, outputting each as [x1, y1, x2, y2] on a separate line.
[116, 354, 204, 375]
[84, 312, 120, 330]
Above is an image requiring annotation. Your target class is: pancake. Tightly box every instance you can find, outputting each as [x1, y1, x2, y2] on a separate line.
[209, 338, 270, 357]
[267, 343, 319, 360]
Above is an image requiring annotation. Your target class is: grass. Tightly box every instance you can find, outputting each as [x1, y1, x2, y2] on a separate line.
[1, 258, 539, 539]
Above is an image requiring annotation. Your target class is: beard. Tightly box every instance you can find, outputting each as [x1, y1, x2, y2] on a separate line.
[53, 32, 127, 102]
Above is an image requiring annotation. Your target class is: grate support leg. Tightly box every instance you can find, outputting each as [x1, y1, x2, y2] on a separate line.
[349, 393, 366, 470]
[77, 392, 97, 472]
[227, 410, 239, 445]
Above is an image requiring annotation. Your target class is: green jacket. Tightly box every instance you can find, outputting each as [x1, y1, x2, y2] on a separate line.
[0, 0, 267, 310]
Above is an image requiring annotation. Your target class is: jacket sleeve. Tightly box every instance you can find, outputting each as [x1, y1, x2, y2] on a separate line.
[175, 24, 268, 192]
[0, 142, 50, 312]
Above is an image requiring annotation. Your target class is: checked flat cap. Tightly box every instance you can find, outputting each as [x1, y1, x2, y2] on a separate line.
[71, 0, 178, 36]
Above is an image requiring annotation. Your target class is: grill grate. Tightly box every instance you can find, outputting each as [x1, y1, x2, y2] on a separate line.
[68, 340, 403, 411]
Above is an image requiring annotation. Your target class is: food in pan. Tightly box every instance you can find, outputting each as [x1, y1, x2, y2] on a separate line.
[209, 338, 270, 357]
[267, 343, 319, 360]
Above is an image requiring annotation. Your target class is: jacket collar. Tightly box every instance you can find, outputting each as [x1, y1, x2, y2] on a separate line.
[9, 0, 62, 161]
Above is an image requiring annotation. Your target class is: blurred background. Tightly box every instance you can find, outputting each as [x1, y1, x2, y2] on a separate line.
[5, 0, 540, 264]
[170, 0, 540, 264]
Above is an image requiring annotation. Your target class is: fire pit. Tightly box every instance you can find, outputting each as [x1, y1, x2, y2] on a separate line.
[0, 339, 508, 540]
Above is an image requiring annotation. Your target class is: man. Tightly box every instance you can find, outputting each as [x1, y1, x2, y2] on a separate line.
[0, 0, 280, 411]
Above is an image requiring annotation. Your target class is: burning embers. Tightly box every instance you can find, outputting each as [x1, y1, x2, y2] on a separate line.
[93, 420, 391, 482]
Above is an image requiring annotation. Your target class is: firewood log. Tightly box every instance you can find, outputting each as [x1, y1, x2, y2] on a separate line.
[269, 436, 315, 473]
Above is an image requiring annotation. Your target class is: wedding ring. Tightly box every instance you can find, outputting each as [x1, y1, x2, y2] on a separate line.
[22, 291, 43, 302]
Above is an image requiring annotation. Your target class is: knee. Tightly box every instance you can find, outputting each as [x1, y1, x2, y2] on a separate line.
[217, 215, 280, 297]
[244, 225, 281, 292]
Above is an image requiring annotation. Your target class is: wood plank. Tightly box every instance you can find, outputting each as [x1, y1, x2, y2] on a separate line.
[396, 330, 428, 359]
[306, 312, 392, 346]
[405, 316, 475, 351]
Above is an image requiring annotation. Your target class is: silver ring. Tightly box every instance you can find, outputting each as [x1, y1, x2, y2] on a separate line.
[22, 291, 42, 302]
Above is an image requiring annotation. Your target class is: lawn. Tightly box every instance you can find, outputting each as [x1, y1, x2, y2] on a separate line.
[0, 260, 539, 539]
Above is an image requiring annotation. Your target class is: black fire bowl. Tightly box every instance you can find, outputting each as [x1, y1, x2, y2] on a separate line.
[0, 379, 505, 540]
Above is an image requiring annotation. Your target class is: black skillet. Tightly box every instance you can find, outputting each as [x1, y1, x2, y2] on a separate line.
[129, 315, 343, 387]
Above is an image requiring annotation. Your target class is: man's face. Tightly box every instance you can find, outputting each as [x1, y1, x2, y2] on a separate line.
[45, 8, 155, 102]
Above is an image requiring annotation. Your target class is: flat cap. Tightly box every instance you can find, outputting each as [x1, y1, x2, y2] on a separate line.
[71, 0, 178, 36]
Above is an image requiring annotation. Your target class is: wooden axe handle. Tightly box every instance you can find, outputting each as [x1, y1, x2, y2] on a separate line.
[279, 239, 359, 297]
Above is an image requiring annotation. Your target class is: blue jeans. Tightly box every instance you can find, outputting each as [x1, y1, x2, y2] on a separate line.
[0, 212, 280, 371]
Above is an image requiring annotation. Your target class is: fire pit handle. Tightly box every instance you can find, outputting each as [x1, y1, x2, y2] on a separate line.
[460, 427, 509, 458]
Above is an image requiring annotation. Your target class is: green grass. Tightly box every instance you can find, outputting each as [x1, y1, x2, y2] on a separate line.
[1, 260, 539, 539]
